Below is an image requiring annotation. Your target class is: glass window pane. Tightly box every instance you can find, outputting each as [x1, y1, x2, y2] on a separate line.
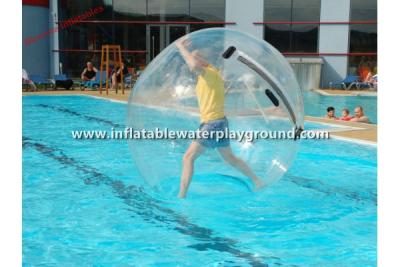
[264, 0, 292, 21]
[190, 0, 225, 21]
[264, 24, 291, 52]
[147, 0, 190, 21]
[291, 24, 319, 52]
[59, 24, 114, 50]
[351, 0, 377, 21]
[189, 24, 222, 33]
[58, 0, 113, 21]
[349, 24, 377, 52]
[115, 24, 146, 51]
[113, 0, 147, 20]
[292, 0, 320, 21]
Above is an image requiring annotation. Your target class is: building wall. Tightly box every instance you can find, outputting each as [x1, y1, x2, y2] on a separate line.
[22, 4, 50, 78]
[319, 0, 351, 87]
[225, 0, 263, 39]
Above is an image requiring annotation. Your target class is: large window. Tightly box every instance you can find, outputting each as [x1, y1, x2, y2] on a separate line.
[264, 0, 320, 53]
[113, 0, 147, 20]
[190, 0, 225, 22]
[348, 0, 377, 75]
[57, 0, 226, 77]
[147, 0, 190, 21]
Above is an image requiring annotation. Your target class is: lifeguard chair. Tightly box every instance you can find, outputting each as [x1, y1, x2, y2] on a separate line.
[99, 44, 125, 94]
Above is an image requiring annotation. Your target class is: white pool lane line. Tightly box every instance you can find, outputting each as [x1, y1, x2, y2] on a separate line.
[329, 135, 377, 146]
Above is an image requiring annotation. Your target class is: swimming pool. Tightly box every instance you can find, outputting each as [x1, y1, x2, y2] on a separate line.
[303, 91, 377, 124]
[23, 95, 376, 266]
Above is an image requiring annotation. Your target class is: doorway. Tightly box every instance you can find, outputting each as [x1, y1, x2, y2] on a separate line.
[146, 24, 189, 63]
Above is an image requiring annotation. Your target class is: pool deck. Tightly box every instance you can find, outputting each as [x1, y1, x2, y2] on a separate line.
[311, 88, 377, 97]
[23, 90, 377, 145]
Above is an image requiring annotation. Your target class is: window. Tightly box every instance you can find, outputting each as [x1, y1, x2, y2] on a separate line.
[264, 0, 320, 52]
[291, 24, 319, 52]
[190, 0, 225, 21]
[349, 24, 377, 53]
[348, 0, 377, 75]
[113, 0, 147, 20]
[147, 0, 190, 21]
[57, 0, 226, 76]
[264, 0, 291, 21]
[58, 0, 113, 20]
[292, 0, 320, 21]
[350, 0, 377, 21]
[264, 25, 291, 52]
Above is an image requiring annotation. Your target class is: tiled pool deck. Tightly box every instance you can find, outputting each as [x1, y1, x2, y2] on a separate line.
[23, 90, 377, 144]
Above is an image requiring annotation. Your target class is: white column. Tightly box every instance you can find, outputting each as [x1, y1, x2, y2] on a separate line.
[225, 0, 263, 40]
[49, 0, 60, 76]
[319, 0, 351, 87]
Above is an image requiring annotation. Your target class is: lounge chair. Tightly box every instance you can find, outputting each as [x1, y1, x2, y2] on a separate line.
[30, 74, 54, 90]
[329, 75, 359, 90]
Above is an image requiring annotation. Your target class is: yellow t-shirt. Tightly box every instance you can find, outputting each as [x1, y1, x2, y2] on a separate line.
[196, 65, 225, 123]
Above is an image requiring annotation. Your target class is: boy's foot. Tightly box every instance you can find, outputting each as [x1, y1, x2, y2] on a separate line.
[254, 179, 267, 191]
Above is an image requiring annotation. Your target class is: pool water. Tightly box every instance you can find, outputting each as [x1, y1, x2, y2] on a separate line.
[303, 91, 377, 124]
[23, 95, 377, 266]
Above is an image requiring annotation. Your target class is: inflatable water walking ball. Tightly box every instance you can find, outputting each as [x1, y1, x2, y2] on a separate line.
[127, 28, 304, 197]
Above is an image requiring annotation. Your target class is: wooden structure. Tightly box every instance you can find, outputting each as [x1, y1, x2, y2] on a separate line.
[99, 45, 124, 94]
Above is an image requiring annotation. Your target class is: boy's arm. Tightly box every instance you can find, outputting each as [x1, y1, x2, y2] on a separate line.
[176, 39, 206, 74]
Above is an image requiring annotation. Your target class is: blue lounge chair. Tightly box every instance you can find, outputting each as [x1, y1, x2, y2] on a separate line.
[30, 74, 53, 90]
[329, 75, 359, 90]
[81, 71, 107, 90]
[54, 74, 68, 81]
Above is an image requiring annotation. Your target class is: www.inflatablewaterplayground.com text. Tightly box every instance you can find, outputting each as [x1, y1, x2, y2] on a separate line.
[71, 128, 329, 141]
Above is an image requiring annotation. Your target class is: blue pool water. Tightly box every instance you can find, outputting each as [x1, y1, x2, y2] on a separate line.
[23, 95, 376, 266]
[303, 91, 377, 124]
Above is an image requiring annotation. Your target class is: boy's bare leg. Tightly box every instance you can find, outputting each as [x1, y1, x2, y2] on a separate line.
[178, 141, 205, 198]
[217, 146, 266, 190]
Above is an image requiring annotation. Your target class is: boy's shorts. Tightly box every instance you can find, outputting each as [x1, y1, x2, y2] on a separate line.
[196, 117, 230, 148]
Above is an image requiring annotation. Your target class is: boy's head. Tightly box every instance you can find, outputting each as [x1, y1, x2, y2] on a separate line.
[342, 108, 349, 117]
[327, 106, 335, 118]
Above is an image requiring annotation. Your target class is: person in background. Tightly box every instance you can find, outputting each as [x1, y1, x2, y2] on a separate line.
[325, 106, 337, 119]
[350, 106, 370, 123]
[81, 61, 98, 82]
[22, 68, 36, 91]
[340, 108, 352, 121]
[112, 60, 129, 90]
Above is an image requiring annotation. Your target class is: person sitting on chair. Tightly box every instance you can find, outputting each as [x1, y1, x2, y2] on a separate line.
[81, 61, 98, 82]
[22, 68, 36, 91]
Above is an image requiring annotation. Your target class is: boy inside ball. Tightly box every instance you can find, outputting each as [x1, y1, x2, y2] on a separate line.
[176, 38, 265, 198]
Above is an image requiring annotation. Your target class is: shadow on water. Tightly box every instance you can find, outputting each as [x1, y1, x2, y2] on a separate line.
[284, 174, 377, 206]
[23, 136, 280, 267]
